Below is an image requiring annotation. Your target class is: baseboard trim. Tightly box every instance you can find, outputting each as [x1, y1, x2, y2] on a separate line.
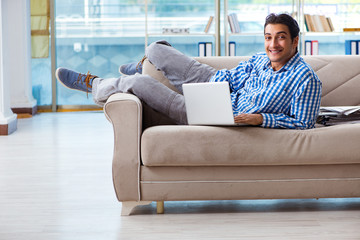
[11, 106, 37, 115]
[37, 105, 102, 113]
[0, 117, 17, 135]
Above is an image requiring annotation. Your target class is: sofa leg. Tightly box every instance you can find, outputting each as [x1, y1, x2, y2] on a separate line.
[157, 201, 164, 214]
[121, 201, 152, 216]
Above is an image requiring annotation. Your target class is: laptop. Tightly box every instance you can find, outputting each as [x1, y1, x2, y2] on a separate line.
[183, 82, 245, 126]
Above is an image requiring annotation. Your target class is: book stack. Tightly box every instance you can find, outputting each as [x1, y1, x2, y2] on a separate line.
[305, 40, 319, 55]
[227, 13, 240, 33]
[304, 14, 334, 32]
[345, 40, 360, 55]
[198, 42, 213, 57]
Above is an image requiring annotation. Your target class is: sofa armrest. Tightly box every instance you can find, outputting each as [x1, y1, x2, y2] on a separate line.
[103, 93, 142, 201]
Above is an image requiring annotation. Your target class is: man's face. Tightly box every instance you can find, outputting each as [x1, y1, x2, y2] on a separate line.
[264, 23, 299, 71]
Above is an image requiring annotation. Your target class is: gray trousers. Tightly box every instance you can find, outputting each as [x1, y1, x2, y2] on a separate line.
[92, 40, 217, 124]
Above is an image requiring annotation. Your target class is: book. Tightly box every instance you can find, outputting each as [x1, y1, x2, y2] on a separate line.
[305, 40, 311, 55]
[231, 13, 240, 33]
[204, 16, 214, 33]
[311, 40, 319, 55]
[304, 14, 315, 32]
[319, 15, 331, 32]
[198, 42, 205, 57]
[228, 13, 240, 33]
[198, 42, 213, 57]
[352, 41, 357, 55]
[343, 28, 360, 32]
[229, 42, 236, 56]
[345, 40, 359, 55]
[304, 18, 309, 32]
[205, 42, 213, 57]
[305, 40, 319, 55]
[327, 17, 334, 32]
[227, 15, 235, 33]
[313, 15, 324, 32]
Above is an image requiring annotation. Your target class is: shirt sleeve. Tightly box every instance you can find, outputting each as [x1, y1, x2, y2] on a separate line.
[209, 56, 256, 92]
[260, 73, 322, 129]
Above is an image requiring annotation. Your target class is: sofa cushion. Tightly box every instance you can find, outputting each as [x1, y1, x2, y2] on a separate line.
[141, 124, 360, 166]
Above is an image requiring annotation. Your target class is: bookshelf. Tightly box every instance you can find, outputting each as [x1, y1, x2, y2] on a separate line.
[142, 0, 360, 57]
[300, 1, 360, 56]
[144, 0, 221, 56]
[223, 0, 298, 56]
[223, 0, 360, 56]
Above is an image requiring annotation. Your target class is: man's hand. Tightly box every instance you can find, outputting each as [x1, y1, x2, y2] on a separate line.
[234, 113, 263, 125]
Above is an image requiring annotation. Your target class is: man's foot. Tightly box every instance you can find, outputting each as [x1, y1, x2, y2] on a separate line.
[55, 67, 97, 94]
[119, 56, 147, 75]
[119, 62, 142, 75]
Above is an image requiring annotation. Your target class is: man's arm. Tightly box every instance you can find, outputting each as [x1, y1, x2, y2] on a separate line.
[209, 55, 257, 91]
[260, 77, 322, 129]
[234, 76, 322, 129]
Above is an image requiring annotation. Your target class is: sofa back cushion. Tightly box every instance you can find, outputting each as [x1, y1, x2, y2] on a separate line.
[143, 55, 360, 107]
[303, 55, 360, 106]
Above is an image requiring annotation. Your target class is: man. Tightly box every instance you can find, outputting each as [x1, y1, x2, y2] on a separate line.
[56, 13, 322, 129]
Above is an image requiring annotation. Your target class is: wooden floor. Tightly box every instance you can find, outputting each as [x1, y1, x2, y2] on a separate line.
[1, 112, 360, 240]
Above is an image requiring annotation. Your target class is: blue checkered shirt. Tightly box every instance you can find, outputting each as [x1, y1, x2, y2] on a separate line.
[209, 52, 322, 129]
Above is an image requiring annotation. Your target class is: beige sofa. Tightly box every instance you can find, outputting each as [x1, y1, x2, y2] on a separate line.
[104, 55, 360, 216]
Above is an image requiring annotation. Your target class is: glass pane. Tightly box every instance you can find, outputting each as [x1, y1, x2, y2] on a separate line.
[303, 1, 360, 55]
[55, 0, 146, 106]
[146, 0, 216, 57]
[32, 51, 52, 106]
[304, 1, 360, 31]
[227, 1, 293, 32]
[147, 0, 215, 34]
[227, 0, 294, 56]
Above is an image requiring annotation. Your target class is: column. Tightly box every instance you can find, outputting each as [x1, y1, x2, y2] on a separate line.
[0, 0, 17, 135]
[8, 0, 37, 115]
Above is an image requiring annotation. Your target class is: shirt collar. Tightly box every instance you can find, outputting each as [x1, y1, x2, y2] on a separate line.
[264, 52, 301, 72]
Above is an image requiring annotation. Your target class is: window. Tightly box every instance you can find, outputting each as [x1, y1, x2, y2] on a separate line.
[226, 0, 294, 56]
[55, 0, 146, 106]
[31, 0, 360, 107]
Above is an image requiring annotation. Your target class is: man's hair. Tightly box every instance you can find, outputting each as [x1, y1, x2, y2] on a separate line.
[264, 13, 300, 41]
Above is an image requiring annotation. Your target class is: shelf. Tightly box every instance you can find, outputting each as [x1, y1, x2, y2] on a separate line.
[145, 0, 221, 56]
[227, 32, 263, 36]
[143, 1, 360, 56]
[303, 31, 360, 36]
[146, 33, 216, 37]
